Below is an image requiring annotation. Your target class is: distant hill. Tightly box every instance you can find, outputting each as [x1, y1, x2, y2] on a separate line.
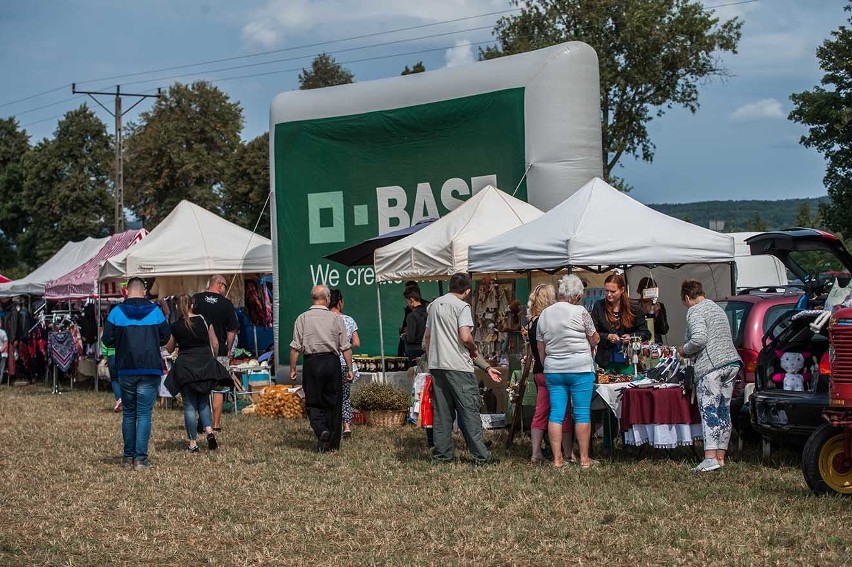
[648, 196, 829, 232]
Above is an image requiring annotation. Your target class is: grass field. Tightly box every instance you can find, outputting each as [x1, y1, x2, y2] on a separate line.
[0, 384, 850, 566]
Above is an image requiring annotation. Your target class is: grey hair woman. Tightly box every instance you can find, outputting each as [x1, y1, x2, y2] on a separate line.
[536, 274, 600, 468]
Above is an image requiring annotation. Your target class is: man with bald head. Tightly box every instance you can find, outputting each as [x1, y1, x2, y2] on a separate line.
[193, 274, 239, 430]
[290, 284, 354, 452]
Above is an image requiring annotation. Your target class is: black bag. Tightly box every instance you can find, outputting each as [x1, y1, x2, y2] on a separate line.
[682, 364, 695, 391]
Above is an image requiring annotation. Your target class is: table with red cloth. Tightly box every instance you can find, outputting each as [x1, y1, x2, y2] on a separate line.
[619, 385, 703, 449]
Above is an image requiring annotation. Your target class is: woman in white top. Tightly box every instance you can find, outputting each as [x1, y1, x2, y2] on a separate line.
[537, 274, 600, 468]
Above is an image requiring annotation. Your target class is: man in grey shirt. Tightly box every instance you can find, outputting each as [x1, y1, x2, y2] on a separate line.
[290, 285, 354, 452]
[424, 273, 502, 464]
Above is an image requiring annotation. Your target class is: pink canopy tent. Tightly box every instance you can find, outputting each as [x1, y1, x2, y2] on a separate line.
[0, 274, 10, 284]
[44, 229, 147, 300]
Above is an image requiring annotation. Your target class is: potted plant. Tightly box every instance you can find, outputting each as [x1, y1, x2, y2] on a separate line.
[351, 382, 409, 427]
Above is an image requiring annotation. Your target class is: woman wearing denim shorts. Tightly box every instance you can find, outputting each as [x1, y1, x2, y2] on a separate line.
[536, 274, 600, 469]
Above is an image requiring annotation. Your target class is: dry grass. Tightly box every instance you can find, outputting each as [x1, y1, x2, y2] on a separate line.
[0, 384, 850, 566]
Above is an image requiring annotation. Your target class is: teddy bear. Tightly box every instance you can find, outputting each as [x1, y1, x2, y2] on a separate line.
[771, 350, 810, 391]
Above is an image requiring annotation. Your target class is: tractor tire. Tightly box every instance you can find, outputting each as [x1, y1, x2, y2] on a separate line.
[801, 422, 852, 496]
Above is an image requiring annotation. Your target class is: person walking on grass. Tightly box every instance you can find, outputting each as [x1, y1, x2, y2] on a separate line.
[289, 285, 354, 452]
[164, 295, 231, 453]
[193, 274, 239, 432]
[329, 289, 360, 438]
[102, 278, 170, 471]
[424, 273, 502, 465]
[677, 279, 742, 473]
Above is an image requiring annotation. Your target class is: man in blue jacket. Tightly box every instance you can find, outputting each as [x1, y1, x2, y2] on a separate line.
[102, 277, 171, 470]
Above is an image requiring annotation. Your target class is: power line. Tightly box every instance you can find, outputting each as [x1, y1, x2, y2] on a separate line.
[7, 0, 758, 125]
[0, 85, 71, 110]
[117, 24, 495, 89]
[73, 8, 522, 87]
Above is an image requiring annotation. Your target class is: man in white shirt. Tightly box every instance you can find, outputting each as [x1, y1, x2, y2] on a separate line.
[424, 273, 501, 464]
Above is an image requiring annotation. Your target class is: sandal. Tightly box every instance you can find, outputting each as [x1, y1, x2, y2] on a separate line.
[580, 459, 600, 469]
[529, 456, 544, 465]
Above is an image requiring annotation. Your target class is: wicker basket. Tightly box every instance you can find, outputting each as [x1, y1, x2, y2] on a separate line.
[364, 410, 407, 427]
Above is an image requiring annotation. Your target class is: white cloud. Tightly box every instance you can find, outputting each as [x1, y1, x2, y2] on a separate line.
[444, 39, 474, 67]
[730, 98, 786, 122]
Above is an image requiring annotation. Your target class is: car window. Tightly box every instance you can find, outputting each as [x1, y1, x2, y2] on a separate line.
[763, 304, 797, 335]
[716, 301, 751, 348]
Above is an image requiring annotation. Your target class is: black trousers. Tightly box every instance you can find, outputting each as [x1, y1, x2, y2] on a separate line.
[302, 353, 343, 450]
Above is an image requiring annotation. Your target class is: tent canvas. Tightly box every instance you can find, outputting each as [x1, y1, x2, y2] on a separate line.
[468, 178, 735, 271]
[730, 231, 788, 290]
[373, 185, 544, 282]
[100, 200, 272, 279]
[44, 229, 147, 300]
[0, 236, 110, 297]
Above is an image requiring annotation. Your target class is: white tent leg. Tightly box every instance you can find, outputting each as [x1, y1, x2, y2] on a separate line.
[377, 285, 385, 383]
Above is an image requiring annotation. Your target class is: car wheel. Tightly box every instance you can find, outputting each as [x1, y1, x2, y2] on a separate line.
[801, 422, 852, 496]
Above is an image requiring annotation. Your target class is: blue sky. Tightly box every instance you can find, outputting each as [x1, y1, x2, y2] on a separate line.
[0, 0, 846, 204]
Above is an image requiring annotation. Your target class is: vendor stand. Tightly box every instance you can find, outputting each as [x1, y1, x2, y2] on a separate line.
[467, 178, 736, 450]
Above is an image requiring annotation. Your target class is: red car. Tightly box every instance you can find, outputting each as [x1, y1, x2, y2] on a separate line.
[716, 292, 803, 389]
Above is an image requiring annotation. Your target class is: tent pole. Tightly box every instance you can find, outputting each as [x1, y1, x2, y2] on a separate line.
[377, 284, 385, 382]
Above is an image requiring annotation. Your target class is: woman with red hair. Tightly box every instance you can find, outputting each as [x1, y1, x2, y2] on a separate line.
[590, 274, 650, 374]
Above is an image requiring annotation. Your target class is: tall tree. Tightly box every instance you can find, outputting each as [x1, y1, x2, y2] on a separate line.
[0, 117, 30, 270]
[746, 212, 768, 232]
[795, 202, 813, 228]
[482, 0, 742, 186]
[123, 81, 244, 226]
[19, 106, 112, 266]
[789, 2, 852, 236]
[222, 133, 270, 237]
[401, 61, 426, 75]
[298, 53, 354, 89]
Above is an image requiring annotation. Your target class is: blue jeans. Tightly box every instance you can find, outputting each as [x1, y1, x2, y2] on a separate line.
[182, 389, 212, 440]
[119, 375, 159, 461]
[108, 356, 121, 400]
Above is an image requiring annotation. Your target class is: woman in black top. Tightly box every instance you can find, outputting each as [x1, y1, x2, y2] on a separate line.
[165, 295, 230, 452]
[526, 284, 574, 464]
[636, 276, 669, 343]
[590, 274, 650, 374]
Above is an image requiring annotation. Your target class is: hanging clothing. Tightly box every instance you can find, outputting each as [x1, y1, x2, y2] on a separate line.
[262, 283, 273, 327]
[80, 303, 98, 345]
[48, 331, 76, 373]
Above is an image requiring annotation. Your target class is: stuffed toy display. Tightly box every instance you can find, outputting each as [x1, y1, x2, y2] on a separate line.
[771, 350, 811, 391]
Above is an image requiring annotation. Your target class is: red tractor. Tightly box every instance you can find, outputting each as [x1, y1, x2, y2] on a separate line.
[801, 307, 852, 495]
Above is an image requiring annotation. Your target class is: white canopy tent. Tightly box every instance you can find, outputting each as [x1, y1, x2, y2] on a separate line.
[0, 236, 110, 297]
[730, 231, 788, 290]
[100, 200, 272, 303]
[368, 185, 543, 374]
[468, 178, 737, 343]
[373, 185, 544, 282]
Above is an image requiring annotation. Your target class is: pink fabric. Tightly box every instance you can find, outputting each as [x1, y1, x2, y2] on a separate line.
[43, 229, 146, 300]
[531, 373, 572, 431]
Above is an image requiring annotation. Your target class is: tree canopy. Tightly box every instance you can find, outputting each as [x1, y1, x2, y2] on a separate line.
[0, 117, 30, 270]
[789, 2, 852, 237]
[221, 133, 270, 237]
[298, 53, 354, 90]
[482, 0, 742, 185]
[123, 81, 243, 226]
[18, 106, 113, 266]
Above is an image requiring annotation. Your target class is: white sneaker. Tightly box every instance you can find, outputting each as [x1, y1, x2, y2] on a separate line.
[692, 458, 721, 472]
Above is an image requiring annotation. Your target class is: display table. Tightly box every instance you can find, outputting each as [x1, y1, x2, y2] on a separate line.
[592, 382, 632, 417]
[619, 385, 702, 449]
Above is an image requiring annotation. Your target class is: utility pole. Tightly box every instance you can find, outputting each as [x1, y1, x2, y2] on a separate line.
[71, 84, 161, 232]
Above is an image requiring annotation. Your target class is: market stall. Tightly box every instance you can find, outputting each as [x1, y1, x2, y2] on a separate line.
[468, 177, 737, 343]
[468, 178, 735, 445]
[369, 185, 543, 366]
[0, 235, 109, 298]
[99, 200, 274, 355]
